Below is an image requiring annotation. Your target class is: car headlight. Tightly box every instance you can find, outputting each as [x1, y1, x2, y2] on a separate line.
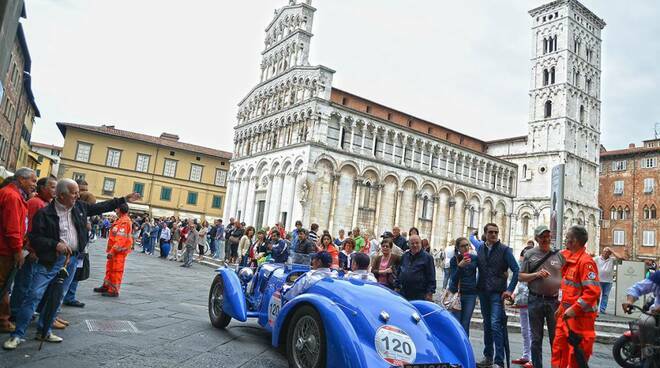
[239, 267, 254, 283]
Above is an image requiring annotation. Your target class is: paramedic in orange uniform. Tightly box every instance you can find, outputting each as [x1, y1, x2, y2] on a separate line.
[551, 225, 600, 368]
[95, 203, 133, 297]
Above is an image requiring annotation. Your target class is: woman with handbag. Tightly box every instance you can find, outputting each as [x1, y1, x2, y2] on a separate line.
[371, 238, 400, 289]
[197, 222, 209, 261]
[238, 226, 255, 266]
[448, 237, 478, 336]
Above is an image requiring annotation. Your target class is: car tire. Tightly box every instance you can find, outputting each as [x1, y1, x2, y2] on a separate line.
[286, 305, 326, 368]
[208, 274, 231, 329]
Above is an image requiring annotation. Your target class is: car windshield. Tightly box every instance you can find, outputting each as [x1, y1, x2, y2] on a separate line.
[289, 252, 312, 266]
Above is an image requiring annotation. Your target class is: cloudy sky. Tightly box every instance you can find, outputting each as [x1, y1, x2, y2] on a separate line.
[23, 0, 659, 153]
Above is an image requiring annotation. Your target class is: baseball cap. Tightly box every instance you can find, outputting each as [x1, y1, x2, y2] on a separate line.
[534, 225, 551, 237]
[381, 231, 394, 238]
[312, 251, 332, 267]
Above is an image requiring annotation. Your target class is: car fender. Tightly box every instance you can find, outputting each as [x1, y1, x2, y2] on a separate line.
[410, 301, 475, 368]
[272, 294, 367, 368]
[216, 268, 247, 322]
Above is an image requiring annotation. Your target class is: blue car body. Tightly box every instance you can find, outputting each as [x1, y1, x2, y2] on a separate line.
[212, 262, 474, 367]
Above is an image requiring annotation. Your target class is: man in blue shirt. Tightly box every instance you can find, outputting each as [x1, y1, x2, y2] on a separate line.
[269, 230, 289, 263]
[395, 235, 436, 301]
[476, 223, 519, 368]
[623, 271, 660, 313]
[291, 220, 303, 250]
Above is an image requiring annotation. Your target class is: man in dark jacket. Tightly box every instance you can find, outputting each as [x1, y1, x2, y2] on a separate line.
[395, 235, 435, 301]
[475, 223, 520, 368]
[4, 178, 140, 350]
[295, 229, 316, 255]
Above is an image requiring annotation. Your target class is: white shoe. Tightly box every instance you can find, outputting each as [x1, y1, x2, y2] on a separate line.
[35, 333, 63, 343]
[3, 336, 24, 350]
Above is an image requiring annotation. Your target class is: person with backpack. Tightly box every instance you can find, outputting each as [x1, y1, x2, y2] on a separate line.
[518, 225, 565, 368]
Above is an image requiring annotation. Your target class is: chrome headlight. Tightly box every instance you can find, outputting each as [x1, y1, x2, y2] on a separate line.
[238, 267, 254, 283]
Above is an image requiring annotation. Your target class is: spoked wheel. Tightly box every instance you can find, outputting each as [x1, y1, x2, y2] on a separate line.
[208, 275, 231, 328]
[613, 335, 642, 368]
[286, 305, 326, 368]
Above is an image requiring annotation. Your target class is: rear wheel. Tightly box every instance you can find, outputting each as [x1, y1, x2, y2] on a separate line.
[613, 335, 642, 368]
[286, 305, 326, 368]
[208, 275, 231, 329]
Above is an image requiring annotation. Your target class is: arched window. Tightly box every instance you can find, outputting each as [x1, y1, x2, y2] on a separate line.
[579, 105, 586, 123]
[550, 67, 556, 84]
[575, 71, 581, 88]
[624, 206, 631, 219]
[522, 215, 530, 238]
[543, 38, 548, 54]
[652, 205, 658, 219]
[586, 78, 592, 94]
[421, 195, 433, 220]
[644, 205, 650, 219]
[362, 182, 372, 208]
[522, 164, 528, 180]
[544, 100, 552, 118]
[543, 69, 549, 86]
[617, 206, 624, 219]
[468, 206, 476, 228]
[578, 165, 583, 186]
[553, 35, 558, 51]
[610, 206, 617, 220]
[599, 207, 604, 220]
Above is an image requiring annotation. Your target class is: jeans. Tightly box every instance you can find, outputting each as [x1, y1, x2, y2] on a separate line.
[11, 254, 78, 339]
[183, 245, 195, 267]
[224, 241, 232, 261]
[443, 267, 451, 289]
[10, 257, 37, 319]
[519, 307, 531, 360]
[215, 240, 225, 259]
[209, 240, 217, 257]
[479, 292, 506, 365]
[63, 278, 79, 303]
[599, 281, 613, 313]
[528, 294, 559, 368]
[451, 293, 477, 336]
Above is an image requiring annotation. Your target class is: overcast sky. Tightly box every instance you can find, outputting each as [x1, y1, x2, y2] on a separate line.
[22, 0, 659, 153]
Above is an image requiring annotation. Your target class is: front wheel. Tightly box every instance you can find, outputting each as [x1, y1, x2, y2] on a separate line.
[613, 334, 642, 368]
[286, 305, 326, 368]
[208, 275, 231, 329]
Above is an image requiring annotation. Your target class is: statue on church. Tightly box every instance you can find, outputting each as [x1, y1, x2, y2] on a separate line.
[299, 181, 309, 203]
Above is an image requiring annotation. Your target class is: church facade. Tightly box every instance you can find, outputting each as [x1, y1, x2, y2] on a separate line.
[224, 0, 604, 254]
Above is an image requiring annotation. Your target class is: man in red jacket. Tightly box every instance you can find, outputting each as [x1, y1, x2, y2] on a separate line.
[0, 168, 37, 333]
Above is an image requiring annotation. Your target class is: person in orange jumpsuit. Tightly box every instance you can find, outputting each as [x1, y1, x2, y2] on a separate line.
[551, 225, 600, 368]
[94, 203, 133, 297]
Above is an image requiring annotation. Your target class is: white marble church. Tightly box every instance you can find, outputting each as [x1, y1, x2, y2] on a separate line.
[224, 0, 604, 254]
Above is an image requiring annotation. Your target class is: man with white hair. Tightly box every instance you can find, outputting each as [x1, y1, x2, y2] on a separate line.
[0, 168, 37, 334]
[3, 178, 140, 350]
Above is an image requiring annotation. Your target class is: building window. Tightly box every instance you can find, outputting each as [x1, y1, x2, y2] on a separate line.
[611, 160, 627, 171]
[420, 196, 432, 220]
[624, 206, 631, 219]
[550, 67, 555, 84]
[214, 169, 227, 186]
[160, 187, 172, 201]
[133, 182, 145, 196]
[189, 164, 203, 182]
[642, 157, 657, 168]
[613, 180, 624, 195]
[187, 192, 198, 205]
[644, 178, 655, 193]
[341, 97, 347, 105]
[72, 172, 86, 182]
[75, 142, 92, 162]
[617, 206, 624, 220]
[543, 69, 549, 86]
[136, 154, 150, 172]
[579, 105, 585, 123]
[106, 149, 121, 168]
[36, 169, 41, 177]
[387, 112, 392, 121]
[366, 106, 371, 113]
[610, 206, 617, 220]
[163, 159, 177, 177]
[613, 230, 625, 246]
[211, 195, 222, 209]
[544, 100, 552, 118]
[102, 178, 116, 196]
[643, 205, 657, 220]
[522, 215, 530, 238]
[643, 231, 656, 247]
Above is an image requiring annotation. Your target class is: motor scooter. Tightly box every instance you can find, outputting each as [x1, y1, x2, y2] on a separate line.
[614, 304, 660, 368]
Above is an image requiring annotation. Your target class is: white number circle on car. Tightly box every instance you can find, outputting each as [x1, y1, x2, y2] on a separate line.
[268, 291, 282, 326]
[374, 325, 416, 366]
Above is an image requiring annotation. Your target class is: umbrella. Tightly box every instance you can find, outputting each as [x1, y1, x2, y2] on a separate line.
[0, 265, 17, 302]
[566, 324, 589, 368]
[38, 256, 70, 350]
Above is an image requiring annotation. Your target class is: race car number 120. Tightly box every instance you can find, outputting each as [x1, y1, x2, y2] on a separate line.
[268, 291, 282, 326]
[374, 325, 416, 366]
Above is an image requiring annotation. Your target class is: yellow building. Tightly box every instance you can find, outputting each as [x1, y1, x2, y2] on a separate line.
[33, 152, 54, 178]
[57, 122, 231, 221]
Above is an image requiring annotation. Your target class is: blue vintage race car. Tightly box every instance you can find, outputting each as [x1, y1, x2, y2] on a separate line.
[208, 256, 474, 368]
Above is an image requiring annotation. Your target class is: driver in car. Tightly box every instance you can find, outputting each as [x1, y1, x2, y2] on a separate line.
[284, 251, 337, 300]
[622, 270, 660, 314]
[345, 253, 377, 282]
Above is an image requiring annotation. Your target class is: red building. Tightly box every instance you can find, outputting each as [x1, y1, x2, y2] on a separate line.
[599, 138, 660, 261]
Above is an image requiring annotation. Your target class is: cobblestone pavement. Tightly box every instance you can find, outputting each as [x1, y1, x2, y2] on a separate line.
[1, 239, 617, 367]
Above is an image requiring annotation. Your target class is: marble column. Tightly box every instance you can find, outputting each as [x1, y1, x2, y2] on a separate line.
[351, 180, 362, 229]
[244, 176, 257, 226]
[327, 174, 340, 234]
[446, 198, 456, 244]
[225, 179, 236, 219]
[373, 184, 383, 235]
[413, 193, 422, 228]
[264, 175, 274, 226]
[430, 195, 440, 250]
[268, 173, 285, 225]
[286, 172, 298, 229]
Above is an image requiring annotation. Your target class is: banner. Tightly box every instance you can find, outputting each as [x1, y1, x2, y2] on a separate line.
[550, 164, 565, 250]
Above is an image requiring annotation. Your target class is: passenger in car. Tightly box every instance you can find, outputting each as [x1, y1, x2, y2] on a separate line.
[284, 251, 337, 300]
[345, 253, 377, 282]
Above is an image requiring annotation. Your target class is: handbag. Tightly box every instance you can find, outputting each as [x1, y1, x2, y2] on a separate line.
[440, 282, 462, 311]
[75, 253, 90, 281]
